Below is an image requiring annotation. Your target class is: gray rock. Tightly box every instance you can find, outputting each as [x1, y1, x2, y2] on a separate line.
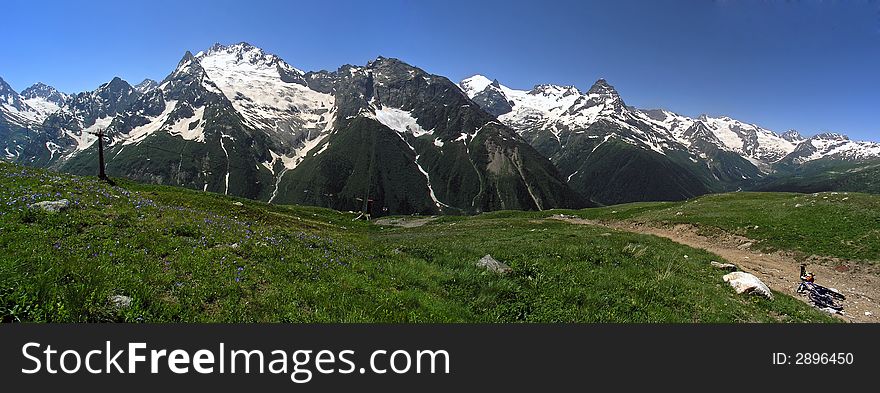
[476, 254, 512, 274]
[28, 199, 70, 213]
[710, 261, 738, 271]
[109, 295, 132, 309]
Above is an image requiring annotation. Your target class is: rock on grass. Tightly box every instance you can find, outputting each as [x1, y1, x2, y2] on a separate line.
[476, 255, 512, 274]
[723, 272, 773, 300]
[28, 199, 70, 213]
[109, 295, 133, 309]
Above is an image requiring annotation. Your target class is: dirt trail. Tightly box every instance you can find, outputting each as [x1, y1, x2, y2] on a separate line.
[551, 215, 880, 323]
[374, 216, 438, 228]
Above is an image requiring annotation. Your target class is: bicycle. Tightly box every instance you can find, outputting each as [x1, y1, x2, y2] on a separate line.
[796, 264, 845, 314]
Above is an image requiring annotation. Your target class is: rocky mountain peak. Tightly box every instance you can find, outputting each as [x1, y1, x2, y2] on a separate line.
[20, 82, 68, 105]
[528, 84, 581, 98]
[0, 77, 24, 109]
[813, 132, 849, 141]
[586, 78, 617, 96]
[781, 129, 804, 142]
[134, 79, 159, 94]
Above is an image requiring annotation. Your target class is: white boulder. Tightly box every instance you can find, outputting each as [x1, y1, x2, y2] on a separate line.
[723, 272, 773, 300]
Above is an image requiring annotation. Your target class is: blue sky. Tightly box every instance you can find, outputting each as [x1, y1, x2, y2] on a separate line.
[3, 0, 878, 140]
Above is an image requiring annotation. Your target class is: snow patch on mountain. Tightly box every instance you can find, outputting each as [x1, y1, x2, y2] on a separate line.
[374, 107, 432, 137]
[65, 116, 113, 152]
[123, 100, 179, 145]
[22, 97, 61, 120]
[196, 43, 333, 140]
[167, 105, 207, 142]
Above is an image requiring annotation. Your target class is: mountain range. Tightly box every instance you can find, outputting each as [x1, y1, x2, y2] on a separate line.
[2, 42, 878, 214]
[460, 75, 880, 204]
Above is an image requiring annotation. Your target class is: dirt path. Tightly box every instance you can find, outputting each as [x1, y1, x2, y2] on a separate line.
[551, 215, 880, 323]
[374, 216, 438, 228]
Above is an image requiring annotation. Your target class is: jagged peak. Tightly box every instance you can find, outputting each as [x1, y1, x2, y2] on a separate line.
[133, 79, 159, 94]
[21, 82, 54, 92]
[528, 83, 581, 97]
[20, 82, 68, 102]
[136, 78, 158, 86]
[0, 77, 25, 108]
[196, 42, 304, 76]
[781, 129, 804, 142]
[171, 51, 203, 76]
[366, 56, 419, 70]
[160, 51, 209, 90]
[370, 55, 389, 63]
[204, 41, 258, 54]
[587, 78, 617, 96]
[812, 132, 849, 141]
[96, 76, 132, 93]
[178, 51, 196, 66]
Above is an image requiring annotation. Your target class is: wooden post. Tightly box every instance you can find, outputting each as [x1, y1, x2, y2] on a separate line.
[89, 130, 113, 184]
[97, 130, 107, 181]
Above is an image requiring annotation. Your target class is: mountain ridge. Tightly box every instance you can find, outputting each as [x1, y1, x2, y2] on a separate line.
[2, 43, 583, 215]
[1, 43, 878, 212]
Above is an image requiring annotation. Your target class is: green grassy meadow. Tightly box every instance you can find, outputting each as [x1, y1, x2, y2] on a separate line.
[0, 162, 840, 322]
[561, 192, 880, 263]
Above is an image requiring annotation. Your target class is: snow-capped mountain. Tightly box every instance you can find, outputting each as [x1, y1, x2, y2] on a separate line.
[18, 76, 142, 166]
[462, 75, 683, 156]
[460, 74, 880, 204]
[8, 43, 579, 215]
[5, 43, 878, 211]
[274, 56, 581, 213]
[0, 77, 43, 125]
[1, 77, 38, 160]
[460, 75, 737, 204]
[194, 42, 333, 148]
[781, 130, 804, 143]
[133, 79, 159, 94]
[0, 77, 28, 113]
[778, 133, 880, 166]
[639, 111, 798, 165]
[19, 82, 69, 120]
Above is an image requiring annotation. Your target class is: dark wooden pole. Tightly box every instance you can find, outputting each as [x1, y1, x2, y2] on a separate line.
[88, 130, 114, 185]
[97, 130, 107, 181]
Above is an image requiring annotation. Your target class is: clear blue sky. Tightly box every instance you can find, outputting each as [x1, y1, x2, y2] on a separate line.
[3, 0, 878, 140]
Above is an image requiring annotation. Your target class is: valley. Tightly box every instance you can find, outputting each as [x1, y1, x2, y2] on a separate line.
[3, 162, 870, 323]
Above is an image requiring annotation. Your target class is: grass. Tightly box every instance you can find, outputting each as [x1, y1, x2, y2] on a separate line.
[0, 162, 837, 322]
[558, 192, 880, 263]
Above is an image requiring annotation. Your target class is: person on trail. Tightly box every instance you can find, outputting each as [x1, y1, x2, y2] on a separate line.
[800, 264, 815, 283]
